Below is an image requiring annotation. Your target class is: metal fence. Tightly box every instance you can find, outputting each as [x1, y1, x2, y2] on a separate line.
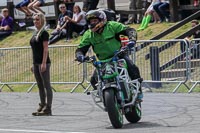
[0, 45, 83, 92]
[188, 39, 200, 92]
[135, 40, 191, 92]
[1, 39, 200, 93]
[82, 39, 191, 93]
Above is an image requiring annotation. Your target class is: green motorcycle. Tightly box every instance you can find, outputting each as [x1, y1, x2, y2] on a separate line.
[84, 47, 143, 128]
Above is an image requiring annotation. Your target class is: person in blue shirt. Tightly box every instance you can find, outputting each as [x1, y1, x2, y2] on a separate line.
[0, 8, 13, 41]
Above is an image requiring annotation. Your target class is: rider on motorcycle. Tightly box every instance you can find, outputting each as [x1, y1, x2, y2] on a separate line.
[75, 9, 143, 100]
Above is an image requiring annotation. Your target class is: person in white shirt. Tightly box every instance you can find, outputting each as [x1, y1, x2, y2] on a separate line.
[65, 5, 86, 40]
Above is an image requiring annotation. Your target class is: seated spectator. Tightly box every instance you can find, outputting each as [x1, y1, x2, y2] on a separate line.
[194, 0, 199, 6]
[153, 0, 169, 23]
[82, 0, 99, 12]
[49, 3, 72, 44]
[15, 0, 33, 18]
[0, 14, 3, 25]
[125, 0, 143, 24]
[64, 0, 75, 12]
[137, 0, 160, 31]
[181, 20, 200, 59]
[0, 8, 13, 41]
[65, 5, 87, 40]
[28, 0, 45, 14]
[53, 0, 75, 13]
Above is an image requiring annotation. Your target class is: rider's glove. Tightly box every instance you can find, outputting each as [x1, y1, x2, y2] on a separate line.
[127, 41, 136, 49]
[77, 55, 85, 63]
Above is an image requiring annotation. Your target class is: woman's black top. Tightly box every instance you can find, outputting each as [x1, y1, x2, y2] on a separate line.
[30, 30, 51, 64]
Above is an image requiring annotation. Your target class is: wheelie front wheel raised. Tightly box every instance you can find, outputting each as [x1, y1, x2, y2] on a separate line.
[125, 102, 142, 123]
[104, 88, 123, 128]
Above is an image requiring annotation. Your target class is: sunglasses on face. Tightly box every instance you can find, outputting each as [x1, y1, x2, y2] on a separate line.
[60, 6, 66, 9]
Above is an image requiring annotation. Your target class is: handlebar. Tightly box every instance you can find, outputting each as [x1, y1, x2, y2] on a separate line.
[75, 46, 130, 64]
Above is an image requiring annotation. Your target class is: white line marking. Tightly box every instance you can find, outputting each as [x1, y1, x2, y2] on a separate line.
[0, 128, 85, 133]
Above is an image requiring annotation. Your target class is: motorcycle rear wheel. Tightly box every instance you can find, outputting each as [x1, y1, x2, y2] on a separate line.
[104, 88, 123, 128]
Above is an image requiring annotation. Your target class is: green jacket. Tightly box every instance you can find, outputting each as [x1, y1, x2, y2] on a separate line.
[78, 21, 127, 60]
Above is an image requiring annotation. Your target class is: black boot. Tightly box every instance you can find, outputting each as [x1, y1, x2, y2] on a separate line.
[32, 103, 46, 116]
[35, 105, 52, 116]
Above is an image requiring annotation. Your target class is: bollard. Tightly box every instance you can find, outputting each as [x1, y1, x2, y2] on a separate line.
[149, 46, 162, 88]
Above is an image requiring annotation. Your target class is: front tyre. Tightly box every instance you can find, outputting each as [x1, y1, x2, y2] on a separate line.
[104, 88, 123, 128]
[125, 102, 142, 123]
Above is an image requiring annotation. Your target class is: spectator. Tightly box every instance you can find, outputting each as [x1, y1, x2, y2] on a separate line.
[0, 8, 13, 41]
[28, 0, 45, 14]
[153, 0, 170, 23]
[0, 14, 3, 25]
[82, 0, 99, 12]
[181, 20, 200, 59]
[64, 0, 75, 12]
[194, 0, 199, 6]
[15, 0, 33, 18]
[65, 5, 87, 40]
[53, 0, 75, 13]
[137, 0, 160, 31]
[49, 3, 72, 44]
[30, 13, 53, 116]
[125, 0, 143, 24]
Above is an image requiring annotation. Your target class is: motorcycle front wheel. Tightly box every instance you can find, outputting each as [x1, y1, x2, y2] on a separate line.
[125, 102, 142, 123]
[104, 88, 123, 128]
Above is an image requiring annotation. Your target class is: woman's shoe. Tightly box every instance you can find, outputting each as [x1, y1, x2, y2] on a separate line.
[32, 103, 46, 116]
[34, 105, 52, 116]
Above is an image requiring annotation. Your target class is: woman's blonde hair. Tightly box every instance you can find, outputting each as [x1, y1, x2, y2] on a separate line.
[33, 13, 46, 41]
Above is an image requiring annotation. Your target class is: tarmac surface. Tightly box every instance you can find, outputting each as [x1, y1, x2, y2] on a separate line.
[0, 92, 200, 133]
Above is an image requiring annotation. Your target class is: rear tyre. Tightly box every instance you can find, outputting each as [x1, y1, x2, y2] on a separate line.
[125, 102, 142, 123]
[104, 88, 123, 128]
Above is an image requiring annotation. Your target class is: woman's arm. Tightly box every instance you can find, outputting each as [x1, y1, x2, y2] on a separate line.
[41, 40, 49, 72]
[60, 21, 68, 29]
[65, 14, 83, 24]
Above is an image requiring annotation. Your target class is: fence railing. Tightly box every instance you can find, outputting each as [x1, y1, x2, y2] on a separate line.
[0, 45, 84, 92]
[1, 40, 200, 93]
[188, 39, 200, 93]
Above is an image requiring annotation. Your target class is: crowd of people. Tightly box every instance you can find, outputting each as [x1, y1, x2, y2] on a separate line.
[1, 0, 199, 41]
[0, 0, 98, 42]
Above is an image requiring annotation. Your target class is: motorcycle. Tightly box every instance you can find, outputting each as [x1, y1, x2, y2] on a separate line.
[81, 47, 142, 128]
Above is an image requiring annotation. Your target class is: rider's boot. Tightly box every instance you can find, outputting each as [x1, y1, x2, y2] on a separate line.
[137, 92, 143, 101]
[137, 78, 143, 102]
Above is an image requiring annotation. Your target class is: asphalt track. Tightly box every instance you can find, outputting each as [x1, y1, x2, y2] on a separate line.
[0, 92, 200, 133]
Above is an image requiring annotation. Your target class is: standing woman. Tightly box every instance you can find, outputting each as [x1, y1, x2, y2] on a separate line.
[30, 13, 53, 116]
